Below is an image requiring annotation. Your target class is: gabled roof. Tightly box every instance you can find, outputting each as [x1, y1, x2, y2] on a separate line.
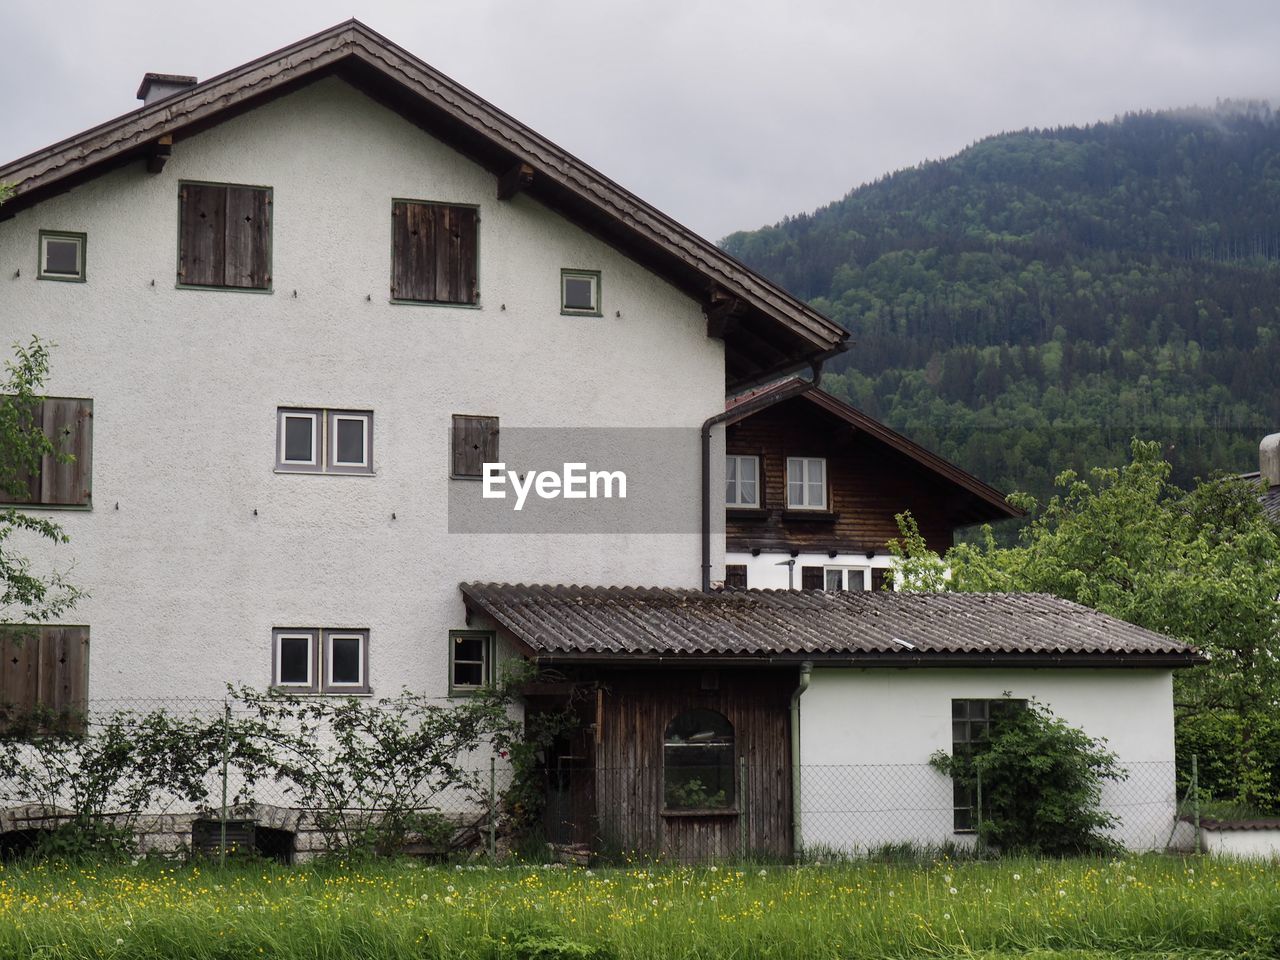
[726, 379, 1022, 523]
[460, 582, 1201, 666]
[0, 20, 847, 389]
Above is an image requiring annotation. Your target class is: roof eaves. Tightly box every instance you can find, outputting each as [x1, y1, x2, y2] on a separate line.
[1, 19, 847, 363]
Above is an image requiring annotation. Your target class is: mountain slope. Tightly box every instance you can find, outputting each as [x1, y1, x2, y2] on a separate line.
[723, 101, 1280, 504]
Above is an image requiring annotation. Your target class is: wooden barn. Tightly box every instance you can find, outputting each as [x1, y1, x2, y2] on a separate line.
[460, 582, 1199, 862]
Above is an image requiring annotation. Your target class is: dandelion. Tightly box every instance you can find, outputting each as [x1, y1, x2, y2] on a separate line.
[949, 886, 958, 894]
[1012, 873, 1021, 881]
[943, 913, 951, 920]
[651, 898, 659, 907]
[1058, 890, 1066, 897]
[758, 869, 767, 877]
[115, 939, 124, 946]
[943, 874, 952, 883]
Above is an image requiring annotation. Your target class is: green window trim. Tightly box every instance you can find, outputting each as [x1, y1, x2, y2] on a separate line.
[560, 268, 602, 317]
[448, 630, 494, 696]
[37, 230, 87, 283]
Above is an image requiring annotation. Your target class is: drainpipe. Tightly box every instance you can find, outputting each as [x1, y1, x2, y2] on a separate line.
[790, 661, 813, 859]
[700, 360, 825, 591]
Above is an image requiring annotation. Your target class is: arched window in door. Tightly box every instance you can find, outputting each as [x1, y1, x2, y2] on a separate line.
[663, 709, 734, 810]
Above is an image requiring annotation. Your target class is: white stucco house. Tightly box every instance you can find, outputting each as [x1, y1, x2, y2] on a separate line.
[0, 21, 1200, 859]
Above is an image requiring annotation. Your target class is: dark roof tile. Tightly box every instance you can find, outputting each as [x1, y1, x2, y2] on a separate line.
[460, 582, 1200, 662]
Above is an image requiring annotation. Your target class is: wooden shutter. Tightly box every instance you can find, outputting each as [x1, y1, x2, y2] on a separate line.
[391, 201, 478, 304]
[452, 415, 499, 479]
[224, 186, 271, 289]
[801, 566, 824, 590]
[724, 565, 748, 589]
[179, 183, 270, 289]
[0, 626, 89, 734]
[0, 398, 92, 507]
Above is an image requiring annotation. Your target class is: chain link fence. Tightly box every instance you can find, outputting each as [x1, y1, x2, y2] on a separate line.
[0, 697, 1203, 864]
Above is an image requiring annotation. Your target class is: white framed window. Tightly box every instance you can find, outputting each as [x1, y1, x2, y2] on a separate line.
[324, 631, 368, 692]
[329, 414, 371, 471]
[560, 269, 601, 316]
[272, 628, 369, 694]
[273, 629, 318, 689]
[450, 630, 493, 695]
[38, 230, 86, 282]
[786, 457, 827, 510]
[279, 410, 319, 469]
[277, 408, 373, 475]
[823, 566, 870, 592]
[725, 455, 760, 507]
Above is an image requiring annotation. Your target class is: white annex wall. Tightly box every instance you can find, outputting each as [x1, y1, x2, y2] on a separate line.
[799, 667, 1177, 852]
[726, 550, 898, 590]
[0, 76, 726, 702]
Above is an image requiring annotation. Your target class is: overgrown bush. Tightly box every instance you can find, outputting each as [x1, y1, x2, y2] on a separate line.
[0, 666, 574, 862]
[929, 699, 1126, 855]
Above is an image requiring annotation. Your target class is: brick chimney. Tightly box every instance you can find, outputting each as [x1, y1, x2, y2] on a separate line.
[136, 73, 197, 106]
[1261, 434, 1280, 488]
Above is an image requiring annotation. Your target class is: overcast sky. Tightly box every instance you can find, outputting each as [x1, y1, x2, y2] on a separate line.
[3, 0, 1278, 240]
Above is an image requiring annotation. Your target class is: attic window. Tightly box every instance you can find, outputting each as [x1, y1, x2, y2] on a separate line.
[38, 231, 86, 282]
[560, 270, 601, 316]
[391, 200, 479, 305]
[177, 182, 271, 290]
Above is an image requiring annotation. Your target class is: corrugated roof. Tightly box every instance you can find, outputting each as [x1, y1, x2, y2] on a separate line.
[460, 583, 1200, 663]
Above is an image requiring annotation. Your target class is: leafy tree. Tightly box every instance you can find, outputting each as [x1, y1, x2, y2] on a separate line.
[929, 699, 1126, 855]
[0, 338, 84, 623]
[894, 439, 1280, 808]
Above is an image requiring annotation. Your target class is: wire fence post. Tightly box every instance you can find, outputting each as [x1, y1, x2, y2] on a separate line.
[219, 699, 230, 868]
[1191, 753, 1201, 855]
[488, 755, 497, 861]
[975, 765, 984, 857]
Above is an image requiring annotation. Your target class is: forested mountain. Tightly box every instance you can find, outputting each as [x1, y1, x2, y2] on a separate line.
[723, 100, 1280, 508]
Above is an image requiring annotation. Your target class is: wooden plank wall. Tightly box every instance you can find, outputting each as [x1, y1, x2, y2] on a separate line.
[726, 398, 963, 555]
[591, 668, 794, 862]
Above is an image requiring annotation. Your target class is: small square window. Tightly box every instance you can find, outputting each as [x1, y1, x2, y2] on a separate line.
[561, 269, 601, 316]
[329, 413, 372, 473]
[450, 630, 493, 694]
[38, 231, 86, 282]
[273, 630, 318, 690]
[277, 408, 373, 475]
[323, 630, 369, 692]
[786, 457, 827, 510]
[279, 411, 318, 468]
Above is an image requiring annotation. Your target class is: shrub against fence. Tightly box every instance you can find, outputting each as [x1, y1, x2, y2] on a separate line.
[0, 691, 1189, 864]
[0, 686, 532, 860]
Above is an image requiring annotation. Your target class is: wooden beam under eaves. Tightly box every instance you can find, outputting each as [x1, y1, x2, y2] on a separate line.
[497, 161, 534, 200]
[706, 286, 748, 339]
[145, 135, 173, 174]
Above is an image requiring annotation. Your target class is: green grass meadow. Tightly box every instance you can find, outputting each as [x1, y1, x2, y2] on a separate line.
[2, 855, 1278, 959]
